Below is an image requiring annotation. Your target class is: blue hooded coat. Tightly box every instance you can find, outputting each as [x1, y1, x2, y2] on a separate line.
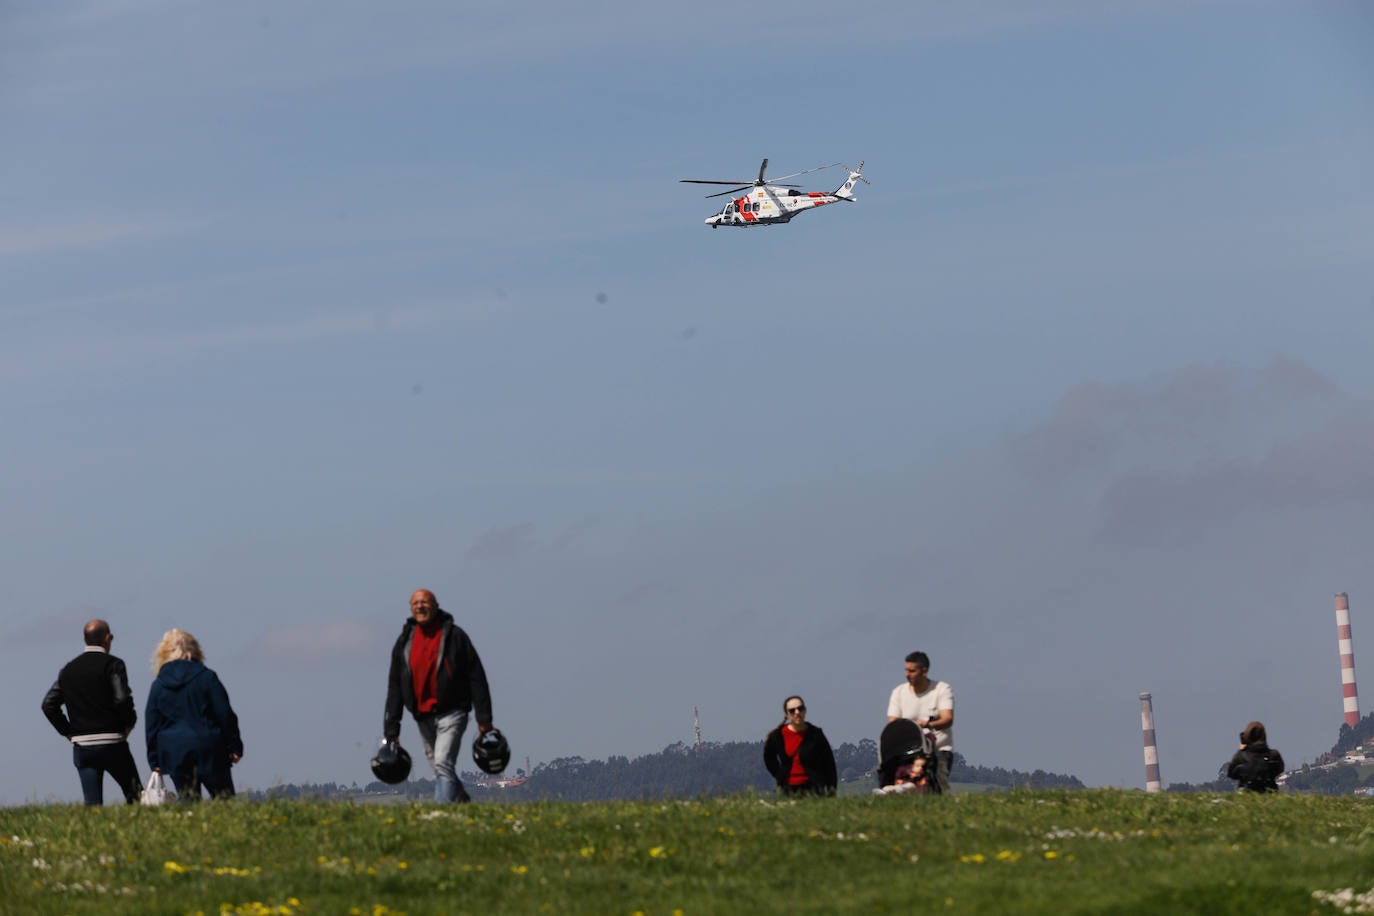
[145, 659, 243, 779]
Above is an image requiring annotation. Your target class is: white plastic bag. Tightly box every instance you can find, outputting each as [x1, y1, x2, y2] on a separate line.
[140, 770, 175, 806]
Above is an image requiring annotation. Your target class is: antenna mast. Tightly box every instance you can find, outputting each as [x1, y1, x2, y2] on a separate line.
[693, 705, 703, 752]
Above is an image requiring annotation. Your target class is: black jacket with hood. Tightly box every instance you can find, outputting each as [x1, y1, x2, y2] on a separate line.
[384, 608, 493, 741]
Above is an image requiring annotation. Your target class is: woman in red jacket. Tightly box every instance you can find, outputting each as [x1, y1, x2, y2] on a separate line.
[762, 696, 837, 797]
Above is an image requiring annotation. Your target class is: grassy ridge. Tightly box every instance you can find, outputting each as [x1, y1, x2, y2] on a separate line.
[2, 790, 1374, 915]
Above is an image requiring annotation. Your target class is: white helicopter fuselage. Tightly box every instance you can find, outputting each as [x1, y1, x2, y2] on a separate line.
[706, 187, 841, 227]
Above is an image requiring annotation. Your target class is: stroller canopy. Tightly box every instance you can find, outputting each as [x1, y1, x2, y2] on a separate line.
[878, 719, 935, 788]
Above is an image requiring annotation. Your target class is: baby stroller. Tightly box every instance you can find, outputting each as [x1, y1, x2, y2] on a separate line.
[874, 719, 939, 796]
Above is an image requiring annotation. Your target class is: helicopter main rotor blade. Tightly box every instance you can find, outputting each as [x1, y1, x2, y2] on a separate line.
[704, 186, 752, 199]
[767, 163, 842, 183]
[680, 179, 757, 186]
[757, 158, 769, 184]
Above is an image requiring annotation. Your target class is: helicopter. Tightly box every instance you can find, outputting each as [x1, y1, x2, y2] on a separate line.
[680, 158, 869, 228]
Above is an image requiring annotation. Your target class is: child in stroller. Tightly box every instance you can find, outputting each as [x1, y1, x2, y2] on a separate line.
[873, 719, 939, 795]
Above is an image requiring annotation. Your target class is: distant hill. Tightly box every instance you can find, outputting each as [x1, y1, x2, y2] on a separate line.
[1328, 711, 1374, 759]
[245, 738, 1084, 802]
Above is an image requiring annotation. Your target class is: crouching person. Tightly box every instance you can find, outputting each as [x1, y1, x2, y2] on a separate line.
[1227, 721, 1284, 793]
[146, 629, 243, 800]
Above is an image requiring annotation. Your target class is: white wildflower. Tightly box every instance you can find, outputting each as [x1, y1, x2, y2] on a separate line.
[1313, 887, 1374, 915]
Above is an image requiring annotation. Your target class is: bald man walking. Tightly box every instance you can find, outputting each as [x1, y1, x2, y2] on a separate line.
[41, 620, 142, 805]
[383, 589, 495, 802]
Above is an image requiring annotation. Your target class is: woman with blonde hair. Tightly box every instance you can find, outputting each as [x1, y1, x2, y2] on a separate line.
[145, 629, 243, 800]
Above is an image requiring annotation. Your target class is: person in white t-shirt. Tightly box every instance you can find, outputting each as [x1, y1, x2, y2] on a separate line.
[886, 651, 954, 792]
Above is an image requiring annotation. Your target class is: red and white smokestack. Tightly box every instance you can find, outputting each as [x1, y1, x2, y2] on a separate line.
[1335, 593, 1360, 728]
[1139, 691, 1161, 792]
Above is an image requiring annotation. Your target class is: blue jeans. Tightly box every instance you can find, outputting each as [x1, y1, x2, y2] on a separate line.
[415, 708, 470, 802]
[73, 742, 141, 806]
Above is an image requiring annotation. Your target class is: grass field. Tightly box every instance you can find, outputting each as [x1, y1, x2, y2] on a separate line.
[3, 790, 1374, 915]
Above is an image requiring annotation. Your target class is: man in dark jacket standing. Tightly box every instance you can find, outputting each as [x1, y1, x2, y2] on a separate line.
[41, 620, 142, 806]
[384, 589, 495, 802]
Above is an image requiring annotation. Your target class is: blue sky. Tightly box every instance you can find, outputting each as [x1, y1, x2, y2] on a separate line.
[5, 0, 1374, 803]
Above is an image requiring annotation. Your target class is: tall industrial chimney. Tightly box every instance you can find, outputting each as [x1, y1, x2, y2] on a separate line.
[1139, 691, 1162, 792]
[1335, 593, 1360, 728]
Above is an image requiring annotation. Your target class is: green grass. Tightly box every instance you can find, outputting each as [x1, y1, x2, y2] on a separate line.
[3, 790, 1374, 915]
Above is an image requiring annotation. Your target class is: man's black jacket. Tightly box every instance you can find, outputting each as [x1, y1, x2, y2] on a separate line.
[42, 649, 137, 740]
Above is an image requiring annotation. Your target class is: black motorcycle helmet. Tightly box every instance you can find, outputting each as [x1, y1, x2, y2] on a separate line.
[472, 728, 511, 775]
[371, 739, 413, 785]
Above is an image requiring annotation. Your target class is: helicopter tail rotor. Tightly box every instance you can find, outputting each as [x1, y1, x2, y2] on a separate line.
[833, 161, 870, 200]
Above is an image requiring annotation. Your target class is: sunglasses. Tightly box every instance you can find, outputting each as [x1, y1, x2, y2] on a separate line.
[786, 705, 806, 715]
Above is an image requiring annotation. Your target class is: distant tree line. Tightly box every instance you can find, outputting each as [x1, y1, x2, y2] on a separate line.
[244, 781, 363, 801]
[1281, 763, 1374, 795]
[950, 753, 1085, 790]
[251, 739, 1082, 801]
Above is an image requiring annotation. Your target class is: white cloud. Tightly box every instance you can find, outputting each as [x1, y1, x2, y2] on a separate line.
[0, 297, 506, 380]
[240, 619, 379, 666]
[0, 215, 193, 256]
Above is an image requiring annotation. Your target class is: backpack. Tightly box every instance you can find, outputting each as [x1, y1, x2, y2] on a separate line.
[1230, 746, 1281, 792]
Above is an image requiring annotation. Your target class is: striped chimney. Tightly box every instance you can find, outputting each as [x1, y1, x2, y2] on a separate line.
[1139, 691, 1162, 792]
[1335, 593, 1360, 728]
